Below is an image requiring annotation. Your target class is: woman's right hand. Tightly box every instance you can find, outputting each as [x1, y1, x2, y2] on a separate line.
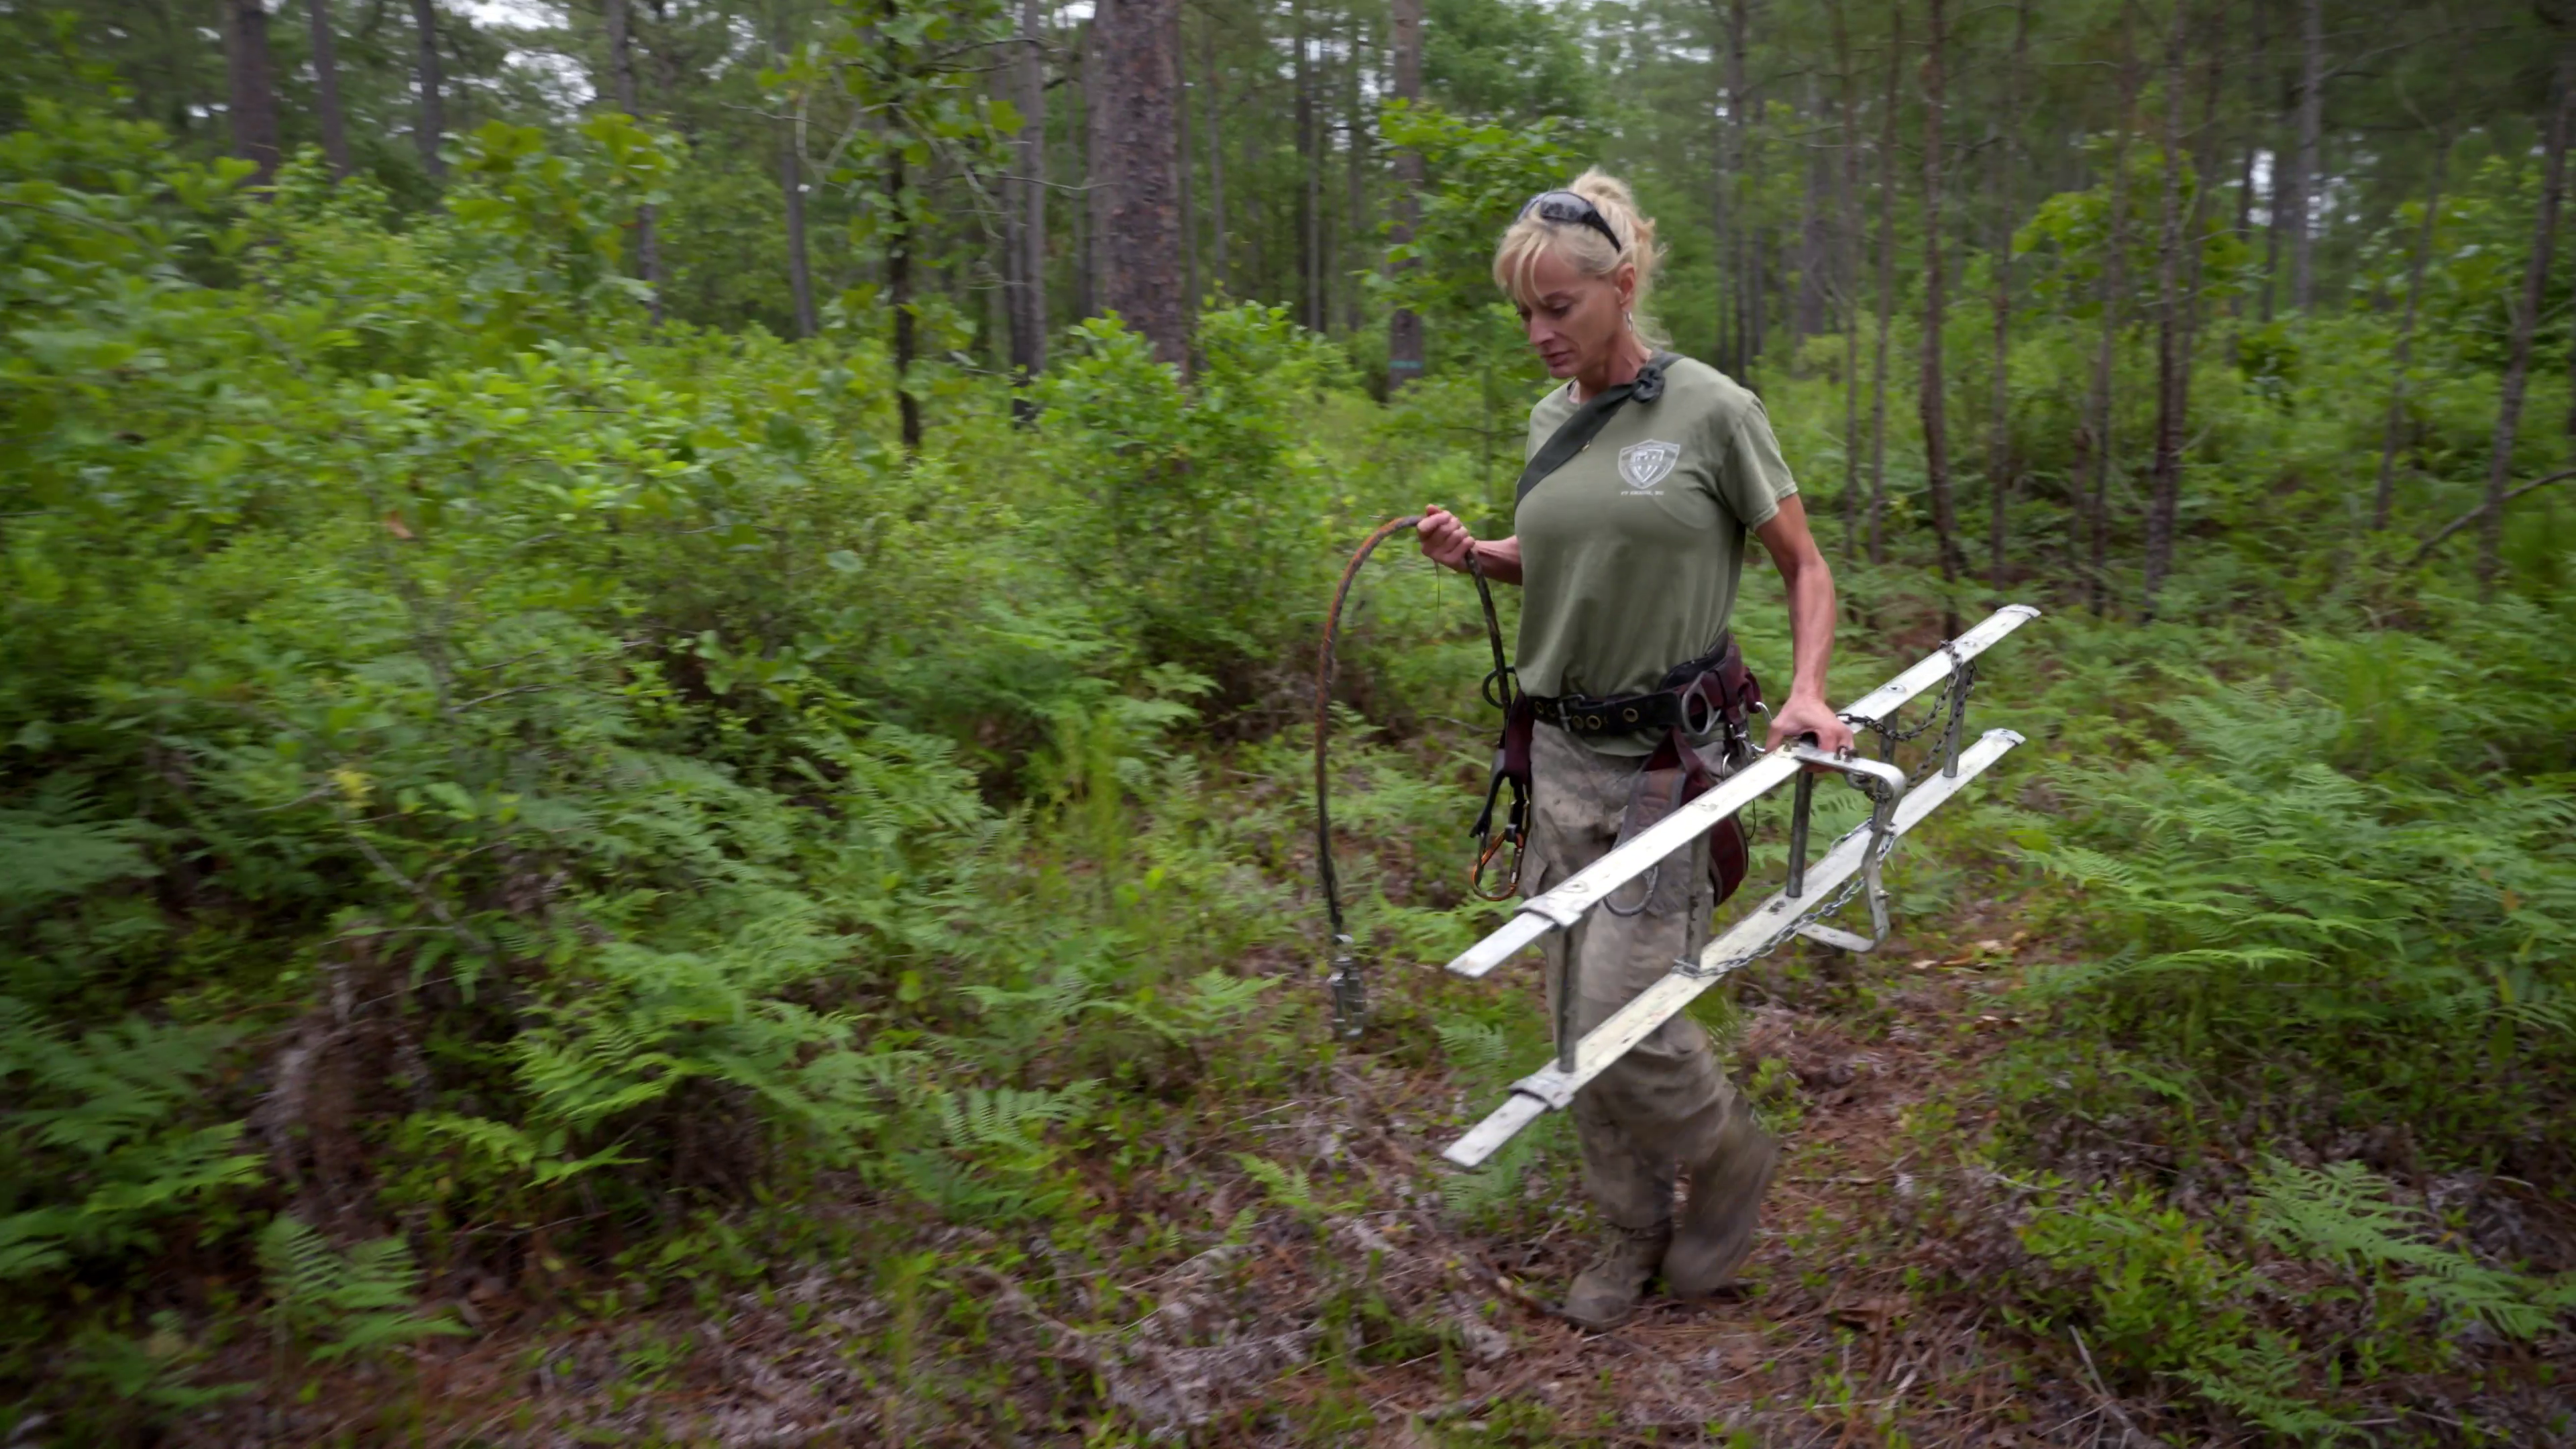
[1416, 506, 1479, 572]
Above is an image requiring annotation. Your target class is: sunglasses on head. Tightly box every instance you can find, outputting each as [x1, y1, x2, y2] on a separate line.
[1517, 190, 1624, 253]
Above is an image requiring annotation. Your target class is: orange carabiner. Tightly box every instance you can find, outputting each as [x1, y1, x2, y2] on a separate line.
[1470, 828, 1525, 901]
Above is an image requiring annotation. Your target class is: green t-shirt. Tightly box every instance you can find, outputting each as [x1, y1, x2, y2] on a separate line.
[1513, 356, 1798, 753]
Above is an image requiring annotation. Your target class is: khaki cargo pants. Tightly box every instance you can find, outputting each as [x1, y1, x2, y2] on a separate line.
[1527, 722, 1760, 1232]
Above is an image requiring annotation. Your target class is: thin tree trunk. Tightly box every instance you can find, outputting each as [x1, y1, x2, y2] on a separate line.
[223, 0, 283, 187]
[1919, 0, 1960, 616]
[2478, 56, 2576, 595]
[409, 0, 444, 181]
[606, 0, 661, 323]
[2231, 0, 2262, 319]
[772, 3, 816, 341]
[1867, 3, 1902, 566]
[1730, 0, 1751, 376]
[889, 144, 920, 449]
[1094, 0, 1187, 366]
[2290, 0, 2324, 312]
[1206, 20, 1227, 297]
[2086, 15, 2139, 614]
[2373, 142, 2443, 530]
[1388, 0, 1424, 389]
[1180, 16, 1199, 319]
[1792, 79, 1827, 363]
[1077, 23, 1097, 321]
[1988, 0, 2027, 591]
[1830, 0, 1862, 559]
[1344, 10, 1366, 337]
[1010, 0, 1046, 385]
[1296, 1, 1319, 332]
[2141, 2, 2192, 613]
[305, 0, 351, 178]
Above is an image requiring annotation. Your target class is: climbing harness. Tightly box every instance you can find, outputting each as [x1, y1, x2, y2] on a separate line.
[1437, 603, 2042, 1169]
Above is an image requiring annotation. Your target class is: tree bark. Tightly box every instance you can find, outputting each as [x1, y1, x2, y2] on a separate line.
[1830, 0, 1862, 559]
[1093, 0, 1187, 366]
[1727, 0, 1752, 376]
[1919, 0, 1961, 611]
[1988, 0, 2027, 591]
[223, 0, 282, 187]
[1009, 0, 1046, 383]
[1866, 3, 1902, 566]
[410, 0, 445, 182]
[889, 143, 920, 450]
[1180, 15, 1199, 321]
[2085, 17, 2139, 615]
[2141, 3, 2192, 614]
[2289, 0, 2324, 312]
[2373, 142, 2443, 531]
[2478, 56, 2576, 595]
[304, 0, 351, 178]
[1296, 1, 1319, 332]
[606, 0, 661, 323]
[1343, 9, 1366, 337]
[1205, 19, 1226, 297]
[1387, 0, 1424, 389]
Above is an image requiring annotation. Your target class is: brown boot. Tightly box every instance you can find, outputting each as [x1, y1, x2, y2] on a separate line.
[1663, 1116, 1780, 1298]
[1562, 1220, 1672, 1330]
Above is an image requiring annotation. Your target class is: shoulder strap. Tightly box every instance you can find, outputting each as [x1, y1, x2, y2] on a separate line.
[1513, 350, 1680, 507]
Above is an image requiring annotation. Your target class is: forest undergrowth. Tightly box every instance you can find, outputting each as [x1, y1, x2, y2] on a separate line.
[3, 85, 2574, 1448]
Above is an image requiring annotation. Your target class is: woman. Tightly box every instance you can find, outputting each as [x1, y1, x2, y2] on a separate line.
[1416, 170, 1856, 1329]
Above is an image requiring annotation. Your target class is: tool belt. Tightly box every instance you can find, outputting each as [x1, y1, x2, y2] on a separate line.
[1471, 635, 1764, 906]
[1524, 635, 1762, 740]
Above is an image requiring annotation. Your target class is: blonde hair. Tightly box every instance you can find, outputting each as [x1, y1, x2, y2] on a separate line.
[1492, 168, 1668, 347]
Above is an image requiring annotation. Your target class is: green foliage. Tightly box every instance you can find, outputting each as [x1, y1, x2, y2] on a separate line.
[257, 1215, 465, 1364]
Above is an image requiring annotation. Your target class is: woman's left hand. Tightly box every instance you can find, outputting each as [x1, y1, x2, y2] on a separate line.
[1766, 692, 1856, 758]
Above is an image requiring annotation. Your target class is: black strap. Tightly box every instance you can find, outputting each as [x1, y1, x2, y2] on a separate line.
[1512, 350, 1680, 507]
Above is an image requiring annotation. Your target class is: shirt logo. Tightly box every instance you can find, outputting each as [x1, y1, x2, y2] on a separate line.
[1618, 439, 1682, 493]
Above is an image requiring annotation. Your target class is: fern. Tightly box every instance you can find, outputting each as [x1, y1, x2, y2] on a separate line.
[2252, 1158, 2576, 1342]
[258, 1215, 466, 1364]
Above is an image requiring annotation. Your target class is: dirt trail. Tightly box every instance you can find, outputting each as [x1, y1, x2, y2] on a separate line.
[1309, 913, 2121, 1448]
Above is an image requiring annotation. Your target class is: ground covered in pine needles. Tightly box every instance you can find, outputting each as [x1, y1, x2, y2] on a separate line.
[151, 867, 2576, 1448]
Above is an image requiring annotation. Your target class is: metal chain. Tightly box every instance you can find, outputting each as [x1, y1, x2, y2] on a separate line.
[1687, 644, 1976, 981]
[1843, 641, 1978, 787]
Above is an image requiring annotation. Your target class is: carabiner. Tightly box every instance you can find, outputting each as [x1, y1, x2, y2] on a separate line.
[1471, 827, 1525, 901]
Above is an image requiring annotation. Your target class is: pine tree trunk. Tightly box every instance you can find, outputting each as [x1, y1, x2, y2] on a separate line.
[223, 0, 282, 187]
[1729, 0, 1751, 376]
[2290, 0, 2324, 312]
[606, 0, 661, 323]
[1830, 0, 1862, 560]
[1866, 3, 1902, 566]
[1387, 0, 1424, 390]
[2373, 142, 2442, 530]
[1205, 21, 1226, 296]
[889, 145, 920, 450]
[1179, 15, 1198, 320]
[410, 0, 445, 182]
[1093, 0, 1187, 366]
[2478, 57, 2576, 595]
[2141, 3, 2192, 614]
[1988, 0, 2027, 592]
[1296, 1, 1318, 333]
[2086, 25, 2139, 615]
[1078, 24, 1098, 321]
[305, 0, 351, 178]
[1010, 0, 1046, 382]
[1343, 11, 1366, 338]
[1919, 0, 1960, 613]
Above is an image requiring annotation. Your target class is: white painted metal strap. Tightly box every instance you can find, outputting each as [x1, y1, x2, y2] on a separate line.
[1440, 604, 2041, 983]
[1440, 727, 2027, 1169]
